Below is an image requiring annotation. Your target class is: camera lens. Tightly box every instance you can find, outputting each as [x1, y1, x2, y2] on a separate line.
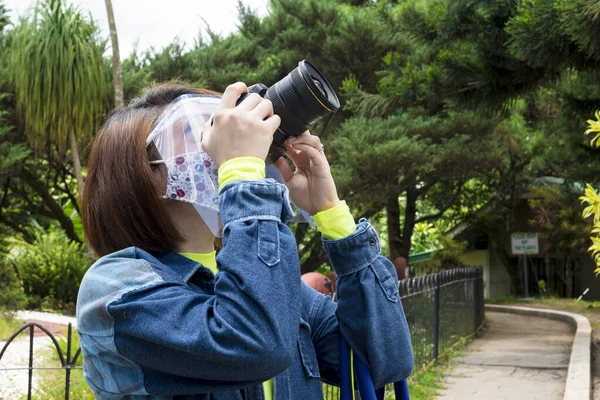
[263, 60, 340, 162]
[311, 76, 328, 99]
[266, 61, 339, 136]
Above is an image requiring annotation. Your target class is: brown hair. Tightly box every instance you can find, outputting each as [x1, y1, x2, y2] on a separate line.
[83, 83, 219, 257]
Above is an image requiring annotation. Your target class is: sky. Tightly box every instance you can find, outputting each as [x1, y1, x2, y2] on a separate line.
[4, 0, 269, 59]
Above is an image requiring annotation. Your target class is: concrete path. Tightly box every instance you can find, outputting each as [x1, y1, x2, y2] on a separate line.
[0, 311, 76, 399]
[438, 311, 574, 400]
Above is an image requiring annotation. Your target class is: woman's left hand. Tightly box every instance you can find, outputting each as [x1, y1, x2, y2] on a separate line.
[273, 131, 341, 215]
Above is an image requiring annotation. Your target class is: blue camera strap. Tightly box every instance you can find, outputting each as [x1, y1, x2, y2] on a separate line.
[340, 337, 410, 400]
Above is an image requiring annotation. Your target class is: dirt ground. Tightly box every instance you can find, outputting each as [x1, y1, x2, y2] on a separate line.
[26, 320, 66, 337]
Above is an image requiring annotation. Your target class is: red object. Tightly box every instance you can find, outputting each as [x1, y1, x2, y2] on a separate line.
[393, 257, 407, 281]
[301, 272, 333, 295]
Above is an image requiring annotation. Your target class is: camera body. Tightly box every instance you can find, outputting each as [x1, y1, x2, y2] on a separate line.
[236, 60, 340, 164]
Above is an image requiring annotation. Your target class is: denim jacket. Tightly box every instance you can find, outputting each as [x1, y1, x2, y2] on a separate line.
[76, 179, 413, 399]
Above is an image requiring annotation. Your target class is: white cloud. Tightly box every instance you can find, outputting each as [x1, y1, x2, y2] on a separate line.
[4, 0, 268, 59]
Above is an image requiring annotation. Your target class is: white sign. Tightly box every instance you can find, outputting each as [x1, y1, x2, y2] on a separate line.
[511, 233, 539, 255]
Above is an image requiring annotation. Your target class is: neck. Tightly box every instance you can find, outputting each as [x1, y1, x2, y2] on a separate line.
[167, 200, 215, 254]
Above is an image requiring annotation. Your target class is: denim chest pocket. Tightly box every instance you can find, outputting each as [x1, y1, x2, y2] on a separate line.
[258, 221, 280, 267]
[298, 319, 320, 378]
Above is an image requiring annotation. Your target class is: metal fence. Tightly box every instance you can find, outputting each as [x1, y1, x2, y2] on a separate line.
[323, 266, 485, 399]
[0, 267, 483, 400]
[0, 322, 80, 400]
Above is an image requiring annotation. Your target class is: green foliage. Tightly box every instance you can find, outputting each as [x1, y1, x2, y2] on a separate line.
[538, 279, 549, 297]
[530, 185, 590, 296]
[406, 337, 471, 400]
[121, 48, 152, 100]
[10, 229, 90, 309]
[581, 182, 600, 271]
[0, 15, 83, 247]
[8, 0, 109, 153]
[530, 186, 590, 253]
[434, 237, 468, 268]
[0, 258, 27, 317]
[485, 295, 523, 304]
[0, 317, 24, 340]
[411, 222, 443, 254]
[4, 0, 600, 282]
[505, 0, 576, 71]
[585, 111, 600, 147]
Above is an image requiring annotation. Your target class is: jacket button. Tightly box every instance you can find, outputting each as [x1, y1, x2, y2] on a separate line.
[369, 238, 376, 246]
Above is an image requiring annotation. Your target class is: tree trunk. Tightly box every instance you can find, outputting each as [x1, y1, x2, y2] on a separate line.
[565, 256, 573, 298]
[105, 0, 124, 107]
[401, 185, 417, 260]
[69, 129, 84, 202]
[386, 194, 402, 260]
[70, 131, 94, 257]
[19, 168, 81, 243]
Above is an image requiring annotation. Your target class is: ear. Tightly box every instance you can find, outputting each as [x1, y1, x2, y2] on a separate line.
[151, 163, 168, 195]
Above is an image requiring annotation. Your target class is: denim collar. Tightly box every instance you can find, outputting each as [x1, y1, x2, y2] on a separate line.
[155, 250, 208, 283]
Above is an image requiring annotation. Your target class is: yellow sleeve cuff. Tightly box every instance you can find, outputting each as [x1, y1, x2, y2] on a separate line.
[312, 201, 356, 240]
[218, 157, 266, 190]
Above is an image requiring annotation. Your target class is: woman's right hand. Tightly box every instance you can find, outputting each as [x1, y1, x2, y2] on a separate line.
[202, 82, 281, 166]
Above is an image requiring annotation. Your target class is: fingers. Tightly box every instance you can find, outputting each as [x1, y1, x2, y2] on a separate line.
[289, 143, 328, 168]
[263, 114, 282, 132]
[237, 93, 264, 112]
[274, 157, 294, 183]
[252, 98, 274, 119]
[289, 134, 322, 151]
[286, 133, 329, 167]
[219, 82, 248, 109]
[285, 143, 309, 166]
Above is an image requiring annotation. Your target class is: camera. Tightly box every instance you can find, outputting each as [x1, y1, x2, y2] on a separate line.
[236, 60, 340, 164]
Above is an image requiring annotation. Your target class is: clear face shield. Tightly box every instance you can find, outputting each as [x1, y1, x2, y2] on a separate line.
[146, 94, 223, 236]
[146, 94, 314, 239]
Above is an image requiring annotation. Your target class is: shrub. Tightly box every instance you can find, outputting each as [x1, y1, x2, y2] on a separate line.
[0, 258, 27, 317]
[10, 229, 91, 310]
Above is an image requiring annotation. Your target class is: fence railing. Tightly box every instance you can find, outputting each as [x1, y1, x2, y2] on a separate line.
[0, 266, 484, 400]
[0, 322, 80, 400]
[323, 266, 485, 399]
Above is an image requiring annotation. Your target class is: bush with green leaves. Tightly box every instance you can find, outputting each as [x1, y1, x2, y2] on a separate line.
[0, 258, 27, 317]
[581, 112, 600, 272]
[10, 229, 91, 310]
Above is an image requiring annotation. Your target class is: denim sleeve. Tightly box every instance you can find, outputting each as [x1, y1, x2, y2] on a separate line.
[108, 179, 302, 390]
[309, 219, 414, 389]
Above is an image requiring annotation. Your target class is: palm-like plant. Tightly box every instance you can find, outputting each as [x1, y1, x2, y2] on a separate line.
[9, 0, 108, 201]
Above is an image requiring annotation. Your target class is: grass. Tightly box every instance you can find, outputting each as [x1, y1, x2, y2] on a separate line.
[487, 296, 600, 330]
[484, 295, 526, 305]
[0, 316, 25, 341]
[487, 295, 600, 312]
[405, 335, 473, 400]
[23, 326, 95, 400]
[324, 334, 471, 400]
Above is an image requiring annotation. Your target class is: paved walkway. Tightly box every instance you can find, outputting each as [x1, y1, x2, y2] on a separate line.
[438, 311, 574, 400]
[0, 311, 76, 399]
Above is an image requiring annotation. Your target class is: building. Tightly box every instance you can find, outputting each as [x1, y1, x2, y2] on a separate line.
[408, 177, 600, 300]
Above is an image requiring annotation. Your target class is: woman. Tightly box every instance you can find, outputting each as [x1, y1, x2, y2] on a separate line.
[77, 82, 413, 400]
